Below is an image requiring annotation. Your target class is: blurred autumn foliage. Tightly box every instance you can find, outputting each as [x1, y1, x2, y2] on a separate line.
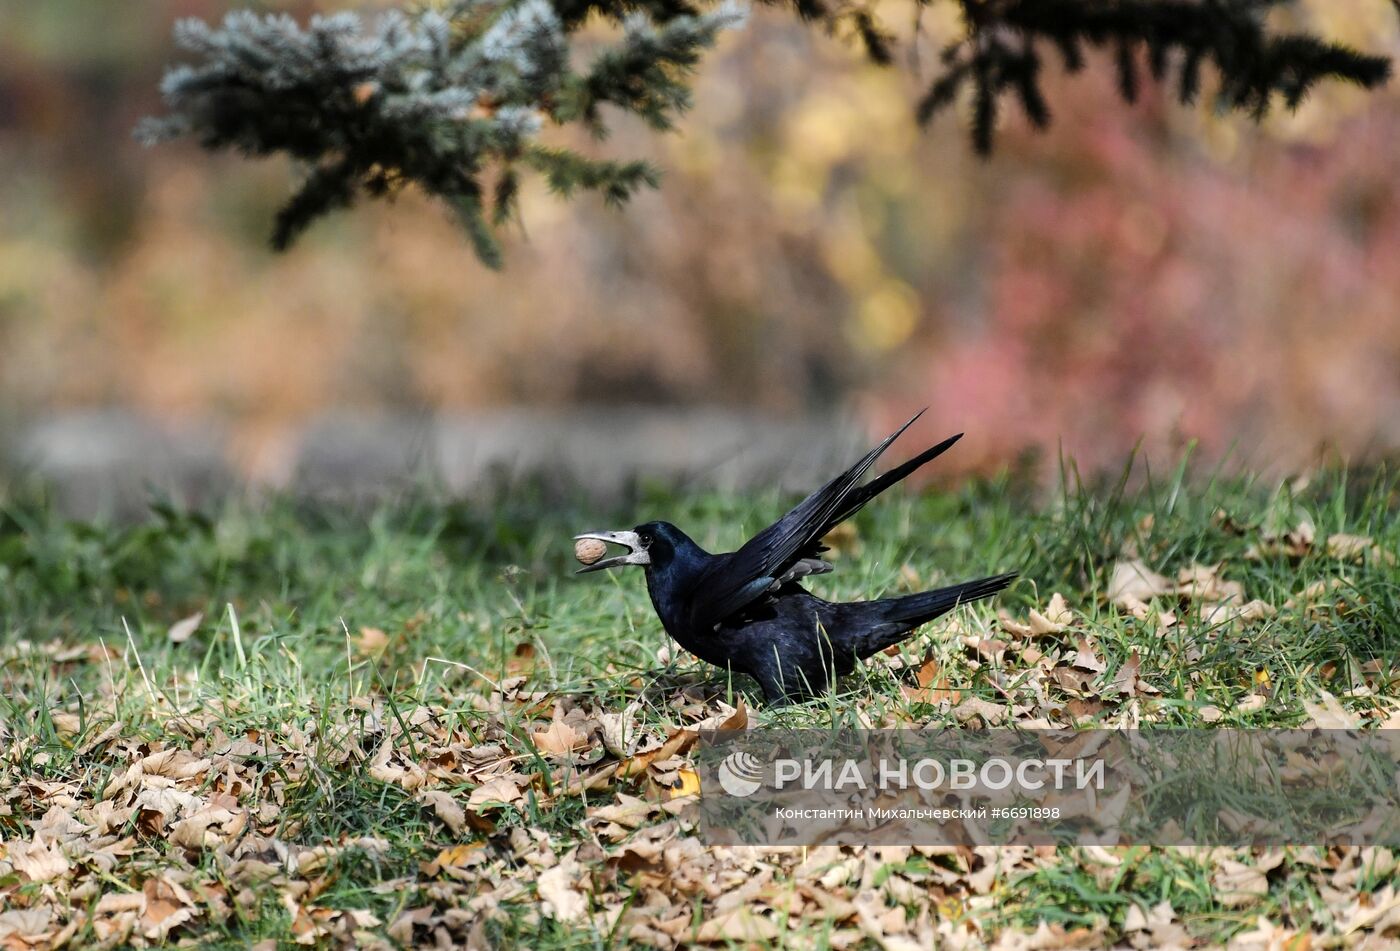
[2, 0, 1400, 477]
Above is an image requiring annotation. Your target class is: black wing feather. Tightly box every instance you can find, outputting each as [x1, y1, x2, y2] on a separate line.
[812, 431, 963, 545]
[692, 411, 943, 627]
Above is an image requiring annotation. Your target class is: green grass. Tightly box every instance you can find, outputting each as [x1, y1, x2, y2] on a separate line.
[1, 458, 1398, 948]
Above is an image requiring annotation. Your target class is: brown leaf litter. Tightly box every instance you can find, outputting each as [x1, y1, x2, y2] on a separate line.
[3, 634, 1400, 949]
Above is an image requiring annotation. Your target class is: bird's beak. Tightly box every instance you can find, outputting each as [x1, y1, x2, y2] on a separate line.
[574, 530, 651, 573]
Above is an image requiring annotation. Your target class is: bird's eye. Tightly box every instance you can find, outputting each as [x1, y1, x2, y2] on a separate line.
[639, 532, 653, 546]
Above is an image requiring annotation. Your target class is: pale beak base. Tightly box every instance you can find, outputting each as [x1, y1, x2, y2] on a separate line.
[573, 530, 651, 573]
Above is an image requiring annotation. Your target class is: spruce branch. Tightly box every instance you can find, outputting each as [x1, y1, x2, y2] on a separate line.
[139, 1, 741, 265]
[916, 0, 1392, 153]
[141, 0, 1392, 260]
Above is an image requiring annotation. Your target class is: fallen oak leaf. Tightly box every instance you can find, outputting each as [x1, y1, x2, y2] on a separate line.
[1339, 884, 1400, 935]
[902, 659, 962, 704]
[0, 909, 54, 944]
[95, 894, 146, 915]
[138, 748, 212, 780]
[386, 907, 436, 944]
[1246, 519, 1316, 560]
[961, 635, 1009, 663]
[1176, 564, 1245, 604]
[1117, 593, 1177, 630]
[586, 794, 662, 829]
[1051, 666, 1094, 694]
[553, 762, 621, 800]
[1235, 599, 1277, 622]
[915, 658, 941, 688]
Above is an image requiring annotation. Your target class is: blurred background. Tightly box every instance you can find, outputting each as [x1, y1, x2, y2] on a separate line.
[2, 0, 1400, 513]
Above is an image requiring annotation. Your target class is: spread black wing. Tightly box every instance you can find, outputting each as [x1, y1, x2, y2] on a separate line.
[689, 412, 964, 629]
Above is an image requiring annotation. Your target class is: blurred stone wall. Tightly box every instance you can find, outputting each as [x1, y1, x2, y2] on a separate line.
[6, 409, 864, 518]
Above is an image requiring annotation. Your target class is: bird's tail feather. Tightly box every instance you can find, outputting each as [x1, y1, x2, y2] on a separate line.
[848, 572, 1018, 659]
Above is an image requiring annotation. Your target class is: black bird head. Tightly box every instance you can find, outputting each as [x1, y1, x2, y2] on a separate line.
[574, 520, 692, 574]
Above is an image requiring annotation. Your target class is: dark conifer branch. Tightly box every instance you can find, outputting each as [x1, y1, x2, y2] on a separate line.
[140, 0, 1391, 261]
[915, 0, 1392, 152]
[138, 2, 743, 264]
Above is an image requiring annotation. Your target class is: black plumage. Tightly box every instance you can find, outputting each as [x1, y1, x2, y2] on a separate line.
[576, 412, 1017, 703]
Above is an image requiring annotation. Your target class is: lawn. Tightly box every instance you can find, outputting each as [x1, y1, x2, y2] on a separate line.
[1, 458, 1398, 948]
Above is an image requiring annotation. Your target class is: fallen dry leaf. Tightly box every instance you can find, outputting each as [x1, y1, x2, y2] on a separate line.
[531, 720, 588, 755]
[537, 855, 588, 922]
[1001, 592, 1074, 638]
[1301, 690, 1359, 729]
[1108, 560, 1173, 606]
[0, 908, 52, 942]
[696, 907, 780, 942]
[354, 626, 390, 658]
[424, 842, 489, 877]
[692, 701, 748, 734]
[1177, 564, 1245, 603]
[1246, 520, 1316, 560]
[1106, 651, 1142, 697]
[416, 789, 467, 835]
[1236, 694, 1268, 715]
[368, 741, 428, 790]
[668, 768, 702, 799]
[1031, 592, 1074, 634]
[169, 796, 246, 849]
[618, 727, 698, 779]
[1327, 533, 1395, 564]
[1071, 638, 1107, 674]
[1212, 857, 1269, 908]
[142, 875, 199, 940]
[902, 659, 961, 704]
[952, 696, 1012, 726]
[6, 836, 70, 883]
[167, 612, 203, 644]
[598, 703, 642, 758]
[467, 776, 524, 813]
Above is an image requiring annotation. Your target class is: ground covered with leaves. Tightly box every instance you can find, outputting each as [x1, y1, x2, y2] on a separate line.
[2, 461, 1399, 948]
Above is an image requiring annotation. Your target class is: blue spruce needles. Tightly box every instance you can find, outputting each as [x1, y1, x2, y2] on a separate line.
[139, 1, 746, 265]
